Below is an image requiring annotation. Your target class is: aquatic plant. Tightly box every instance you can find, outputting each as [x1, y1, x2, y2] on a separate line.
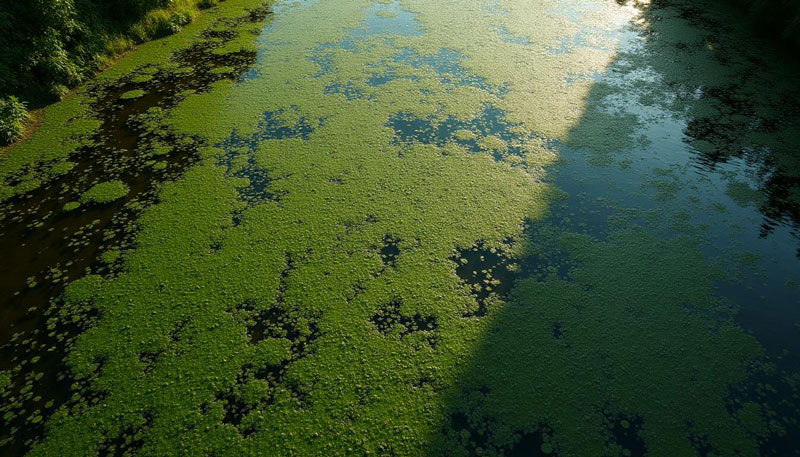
[120, 89, 147, 100]
[79, 180, 130, 204]
[1, 0, 798, 456]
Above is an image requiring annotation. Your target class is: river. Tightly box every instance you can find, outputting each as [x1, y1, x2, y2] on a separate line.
[1, 0, 798, 455]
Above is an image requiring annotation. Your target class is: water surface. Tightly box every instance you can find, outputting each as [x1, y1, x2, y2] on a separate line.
[1, 0, 799, 455]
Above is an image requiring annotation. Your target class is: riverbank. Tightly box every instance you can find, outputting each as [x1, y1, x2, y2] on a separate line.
[0, 0, 271, 202]
[0, 0, 229, 145]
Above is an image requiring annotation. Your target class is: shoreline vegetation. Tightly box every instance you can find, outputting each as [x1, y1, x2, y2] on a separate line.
[0, 0, 223, 145]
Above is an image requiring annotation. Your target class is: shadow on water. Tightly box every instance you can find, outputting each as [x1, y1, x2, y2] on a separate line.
[427, 0, 800, 455]
[0, 4, 274, 456]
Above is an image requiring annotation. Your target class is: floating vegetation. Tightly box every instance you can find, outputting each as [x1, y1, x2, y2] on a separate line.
[119, 89, 146, 100]
[79, 180, 129, 204]
[62, 202, 80, 212]
[130, 74, 154, 84]
[1, 0, 799, 455]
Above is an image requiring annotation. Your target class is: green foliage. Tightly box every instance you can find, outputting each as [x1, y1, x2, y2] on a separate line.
[0, 0, 213, 108]
[0, 96, 29, 144]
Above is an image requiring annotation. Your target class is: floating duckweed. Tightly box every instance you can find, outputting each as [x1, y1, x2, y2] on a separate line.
[131, 74, 154, 83]
[100, 250, 120, 264]
[120, 89, 146, 100]
[151, 145, 171, 156]
[477, 135, 507, 151]
[79, 180, 129, 204]
[138, 66, 159, 75]
[50, 161, 75, 176]
[4, 0, 798, 456]
[453, 129, 476, 141]
[63, 201, 80, 212]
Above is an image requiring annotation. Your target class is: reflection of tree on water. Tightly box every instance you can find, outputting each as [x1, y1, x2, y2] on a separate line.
[589, 0, 800, 253]
[686, 99, 800, 250]
[672, 0, 800, 247]
[430, 0, 800, 455]
[680, 70, 800, 251]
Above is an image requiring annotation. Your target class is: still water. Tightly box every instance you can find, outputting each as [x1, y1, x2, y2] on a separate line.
[1, 0, 798, 455]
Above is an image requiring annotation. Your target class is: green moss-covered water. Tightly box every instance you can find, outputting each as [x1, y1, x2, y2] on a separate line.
[1, 0, 799, 455]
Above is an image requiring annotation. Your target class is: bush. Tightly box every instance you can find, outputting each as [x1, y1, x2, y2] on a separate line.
[0, 96, 29, 145]
[0, 0, 211, 117]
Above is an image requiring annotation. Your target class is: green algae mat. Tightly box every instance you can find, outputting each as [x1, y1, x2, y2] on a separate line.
[2, 0, 800, 456]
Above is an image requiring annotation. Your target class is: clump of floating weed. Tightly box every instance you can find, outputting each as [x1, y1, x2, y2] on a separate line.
[131, 74, 155, 83]
[63, 201, 81, 212]
[120, 89, 147, 100]
[210, 65, 235, 74]
[79, 180, 129, 204]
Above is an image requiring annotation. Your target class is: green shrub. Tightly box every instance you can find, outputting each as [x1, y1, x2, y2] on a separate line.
[0, 96, 29, 144]
[0, 0, 211, 109]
